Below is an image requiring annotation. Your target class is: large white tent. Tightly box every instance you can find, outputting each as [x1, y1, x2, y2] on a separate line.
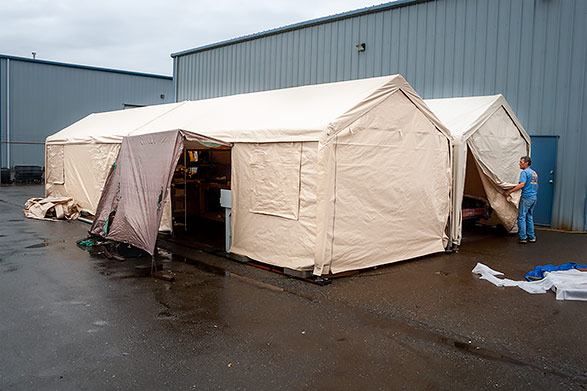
[425, 95, 531, 246]
[86, 75, 453, 275]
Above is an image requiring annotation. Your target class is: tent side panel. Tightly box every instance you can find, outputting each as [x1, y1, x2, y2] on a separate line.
[46, 145, 65, 184]
[159, 189, 173, 232]
[474, 159, 520, 232]
[468, 106, 529, 186]
[45, 144, 65, 199]
[61, 143, 120, 214]
[249, 142, 302, 220]
[323, 90, 450, 274]
[230, 142, 318, 271]
[450, 142, 467, 246]
[467, 106, 529, 231]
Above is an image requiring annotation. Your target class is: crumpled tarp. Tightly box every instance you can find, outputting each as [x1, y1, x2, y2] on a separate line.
[526, 262, 587, 281]
[24, 197, 80, 221]
[472, 262, 587, 301]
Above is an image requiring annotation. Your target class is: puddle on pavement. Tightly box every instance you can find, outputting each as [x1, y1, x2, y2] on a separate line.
[149, 247, 228, 276]
[169, 253, 228, 276]
[86, 245, 229, 283]
[3, 265, 18, 273]
[351, 308, 574, 380]
[26, 239, 49, 248]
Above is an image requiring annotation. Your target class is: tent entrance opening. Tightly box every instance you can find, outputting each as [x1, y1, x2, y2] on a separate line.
[462, 150, 494, 225]
[171, 146, 231, 251]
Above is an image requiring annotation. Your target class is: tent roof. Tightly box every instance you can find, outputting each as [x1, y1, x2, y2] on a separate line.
[424, 95, 531, 143]
[46, 102, 186, 144]
[48, 75, 451, 145]
[134, 74, 452, 143]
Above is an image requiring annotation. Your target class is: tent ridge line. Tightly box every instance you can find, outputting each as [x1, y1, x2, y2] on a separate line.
[128, 101, 189, 137]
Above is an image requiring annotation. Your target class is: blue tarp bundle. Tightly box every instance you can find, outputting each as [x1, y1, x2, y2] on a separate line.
[526, 262, 587, 281]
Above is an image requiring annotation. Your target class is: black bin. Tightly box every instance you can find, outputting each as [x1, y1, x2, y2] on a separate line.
[14, 166, 43, 183]
[0, 168, 10, 184]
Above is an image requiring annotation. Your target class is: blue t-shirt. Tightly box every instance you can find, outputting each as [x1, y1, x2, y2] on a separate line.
[519, 168, 538, 198]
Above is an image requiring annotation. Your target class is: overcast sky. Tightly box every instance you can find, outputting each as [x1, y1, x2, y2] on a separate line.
[1, 0, 390, 76]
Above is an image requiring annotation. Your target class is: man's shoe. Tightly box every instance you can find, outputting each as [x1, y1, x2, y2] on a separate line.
[528, 237, 536, 243]
[519, 238, 528, 244]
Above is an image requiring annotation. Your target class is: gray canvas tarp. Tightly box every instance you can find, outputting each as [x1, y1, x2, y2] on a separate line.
[90, 130, 227, 253]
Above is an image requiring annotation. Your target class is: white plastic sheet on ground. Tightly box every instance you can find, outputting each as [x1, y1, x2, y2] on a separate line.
[472, 263, 587, 301]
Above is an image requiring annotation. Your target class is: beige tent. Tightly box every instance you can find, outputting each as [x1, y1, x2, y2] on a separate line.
[425, 95, 531, 247]
[45, 102, 186, 218]
[85, 75, 452, 276]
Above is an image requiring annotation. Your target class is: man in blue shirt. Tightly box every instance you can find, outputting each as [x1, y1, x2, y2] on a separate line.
[504, 156, 538, 243]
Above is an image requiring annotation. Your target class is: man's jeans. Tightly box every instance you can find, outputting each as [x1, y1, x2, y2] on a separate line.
[518, 196, 537, 240]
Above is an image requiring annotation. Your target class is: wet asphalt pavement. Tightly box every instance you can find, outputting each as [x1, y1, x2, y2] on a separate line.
[1, 184, 586, 390]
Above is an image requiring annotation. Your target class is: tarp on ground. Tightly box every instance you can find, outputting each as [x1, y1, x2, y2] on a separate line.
[473, 263, 587, 301]
[425, 95, 531, 246]
[24, 196, 80, 221]
[90, 75, 453, 275]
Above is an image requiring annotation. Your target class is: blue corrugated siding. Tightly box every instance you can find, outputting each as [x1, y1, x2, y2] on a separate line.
[174, 0, 587, 231]
[0, 59, 173, 168]
[1, 59, 5, 166]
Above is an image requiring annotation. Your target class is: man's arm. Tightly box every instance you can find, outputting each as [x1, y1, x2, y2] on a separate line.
[504, 182, 525, 197]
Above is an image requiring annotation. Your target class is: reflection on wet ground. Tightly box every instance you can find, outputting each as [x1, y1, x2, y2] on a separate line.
[77, 229, 587, 385]
[1, 185, 587, 389]
[26, 240, 48, 248]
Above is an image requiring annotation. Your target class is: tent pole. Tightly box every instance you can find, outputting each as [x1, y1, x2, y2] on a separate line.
[6, 59, 10, 168]
[184, 149, 187, 231]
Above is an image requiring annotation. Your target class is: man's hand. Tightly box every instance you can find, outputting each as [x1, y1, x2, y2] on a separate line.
[504, 182, 525, 198]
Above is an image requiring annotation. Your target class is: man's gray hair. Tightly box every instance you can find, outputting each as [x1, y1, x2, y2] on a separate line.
[521, 156, 532, 165]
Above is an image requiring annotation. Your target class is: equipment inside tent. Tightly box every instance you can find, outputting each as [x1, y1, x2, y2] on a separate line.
[89, 75, 453, 276]
[425, 95, 531, 247]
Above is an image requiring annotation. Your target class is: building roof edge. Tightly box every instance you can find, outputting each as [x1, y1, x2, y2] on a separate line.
[0, 54, 172, 80]
[171, 0, 430, 58]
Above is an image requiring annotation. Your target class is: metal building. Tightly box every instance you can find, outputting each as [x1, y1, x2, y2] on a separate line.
[171, 0, 587, 232]
[0, 54, 173, 169]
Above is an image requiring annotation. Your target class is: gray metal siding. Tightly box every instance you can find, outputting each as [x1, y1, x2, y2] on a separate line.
[1, 58, 6, 167]
[174, 0, 587, 231]
[0, 59, 173, 168]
